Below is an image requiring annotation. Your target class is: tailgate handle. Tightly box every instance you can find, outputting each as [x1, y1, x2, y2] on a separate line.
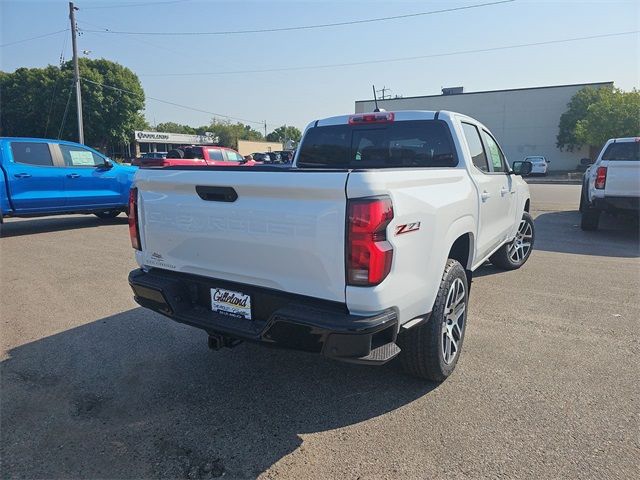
[196, 185, 238, 202]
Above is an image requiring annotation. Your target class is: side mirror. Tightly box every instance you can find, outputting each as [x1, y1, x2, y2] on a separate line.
[100, 158, 113, 169]
[512, 160, 532, 176]
[580, 158, 592, 166]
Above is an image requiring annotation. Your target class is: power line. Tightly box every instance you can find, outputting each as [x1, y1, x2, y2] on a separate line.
[81, 0, 191, 10]
[80, 0, 515, 36]
[138, 30, 640, 77]
[0, 29, 68, 48]
[44, 34, 70, 137]
[79, 77, 269, 126]
[58, 81, 75, 139]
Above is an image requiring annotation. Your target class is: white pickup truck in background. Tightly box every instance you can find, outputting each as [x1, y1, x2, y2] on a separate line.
[128, 110, 534, 381]
[580, 137, 640, 230]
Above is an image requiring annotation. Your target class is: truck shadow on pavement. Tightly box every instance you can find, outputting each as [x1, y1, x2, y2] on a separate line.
[0, 215, 128, 238]
[532, 210, 639, 258]
[1, 308, 436, 479]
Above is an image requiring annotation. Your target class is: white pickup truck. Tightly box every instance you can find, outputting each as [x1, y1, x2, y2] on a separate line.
[580, 137, 640, 230]
[128, 111, 534, 381]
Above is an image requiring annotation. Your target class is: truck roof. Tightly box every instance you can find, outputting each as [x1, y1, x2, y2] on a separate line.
[309, 110, 481, 128]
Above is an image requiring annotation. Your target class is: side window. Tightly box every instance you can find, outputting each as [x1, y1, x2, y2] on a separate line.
[481, 131, 507, 173]
[185, 147, 204, 159]
[461, 123, 489, 172]
[60, 144, 104, 167]
[10, 142, 54, 166]
[224, 150, 243, 162]
[208, 148, 224, 161]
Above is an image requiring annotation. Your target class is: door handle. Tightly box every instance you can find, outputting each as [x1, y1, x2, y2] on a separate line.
[14, 173, 32, 179]
[66, 173, 81, 179]
[500, 187, 510, 196]
[481, 190, 491, 201]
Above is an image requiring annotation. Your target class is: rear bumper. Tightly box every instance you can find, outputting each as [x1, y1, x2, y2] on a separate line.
[594, 196, 640, 212]
[128, 268, 399, 364]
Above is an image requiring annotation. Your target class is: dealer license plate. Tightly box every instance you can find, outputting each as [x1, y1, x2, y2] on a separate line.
[210, 288, 252, 320]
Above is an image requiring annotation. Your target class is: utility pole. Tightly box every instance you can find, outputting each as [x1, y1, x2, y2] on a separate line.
[69, 2, 84, 143]
[376, 86, 392, 100]
[263, 120, 267, 138]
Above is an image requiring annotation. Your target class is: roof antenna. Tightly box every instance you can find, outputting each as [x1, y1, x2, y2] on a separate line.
[372, 84, 381, 112]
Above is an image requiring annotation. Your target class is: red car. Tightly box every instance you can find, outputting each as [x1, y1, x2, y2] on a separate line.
[133, 145, 258, 167]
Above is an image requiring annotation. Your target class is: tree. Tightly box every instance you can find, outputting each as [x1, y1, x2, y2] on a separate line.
[155, 122, 196, 134]
[574, 89, 640, 148]
[0, 58, 146, 150]
[266, 125, 301, 144]
[207, 119, 263, 149]
[557, 86, 639, 151]
[0, 65, 69, 139]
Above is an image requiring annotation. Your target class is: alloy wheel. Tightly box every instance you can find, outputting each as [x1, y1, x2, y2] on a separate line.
[508, 219, 533, 263]
[442, 277, 466, 365]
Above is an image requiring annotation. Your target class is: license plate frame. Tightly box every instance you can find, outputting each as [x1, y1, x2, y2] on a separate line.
[210, 287, 252, 320]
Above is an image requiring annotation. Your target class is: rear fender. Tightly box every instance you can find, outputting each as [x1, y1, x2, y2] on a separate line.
[441, 215, 476, 270]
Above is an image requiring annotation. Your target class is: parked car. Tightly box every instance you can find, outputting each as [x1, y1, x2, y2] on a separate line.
[265, 152, 282, 163]
[523, 155, 550, 175]
[579, 137, 639, 230]
[128, 110, 533, 381]
[134, 146, 257, 167]
[0, 137, 136, 221]
[251, 152, 271, 163]
[274, 150, 294, 163]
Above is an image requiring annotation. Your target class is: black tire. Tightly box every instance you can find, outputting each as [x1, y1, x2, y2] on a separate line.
[579, 181, 591, 213]
[580, 207, 600, 231]
[490, 211, 535, 270]
[398, 259, 468, 381]
[94, 210, 121, 220]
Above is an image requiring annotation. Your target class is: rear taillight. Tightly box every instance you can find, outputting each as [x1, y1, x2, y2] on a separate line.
[128, 187, 141, 250]
[347, 197, 394, 286]
[348, 112, 395, 125]
[595, 166, 607, 189]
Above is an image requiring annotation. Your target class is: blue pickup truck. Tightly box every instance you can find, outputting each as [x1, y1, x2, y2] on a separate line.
[0, 137, 136, 222]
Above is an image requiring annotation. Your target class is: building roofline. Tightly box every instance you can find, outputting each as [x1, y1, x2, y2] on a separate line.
[355, 81, 615, 104]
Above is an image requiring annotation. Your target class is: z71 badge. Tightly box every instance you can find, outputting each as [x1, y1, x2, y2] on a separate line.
[395, 222, 421, 235]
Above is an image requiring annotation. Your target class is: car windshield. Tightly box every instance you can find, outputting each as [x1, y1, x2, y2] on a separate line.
[602, 142, 639, 161]
[297, 120, 457, 168]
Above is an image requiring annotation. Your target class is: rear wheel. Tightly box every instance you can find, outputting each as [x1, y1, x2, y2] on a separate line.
[490, 212, 535, 270]
[580, 207, 600, 231]
[398, 259, 468, 381]
[94, 210, 121, 220]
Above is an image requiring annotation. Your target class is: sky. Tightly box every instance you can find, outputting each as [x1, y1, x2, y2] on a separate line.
[1, 0, 639, 134]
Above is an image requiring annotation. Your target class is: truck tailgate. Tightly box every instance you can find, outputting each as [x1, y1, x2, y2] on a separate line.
[136, 169, 349, 302]
[603, 160, 640, 197]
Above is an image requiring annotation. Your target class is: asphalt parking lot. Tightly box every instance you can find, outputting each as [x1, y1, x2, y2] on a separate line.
[1, 184, 638, 479]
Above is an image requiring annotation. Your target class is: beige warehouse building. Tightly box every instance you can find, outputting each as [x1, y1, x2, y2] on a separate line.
[355, 82, 613, 171]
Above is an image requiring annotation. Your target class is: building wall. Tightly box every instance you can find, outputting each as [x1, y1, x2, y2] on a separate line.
[237, 140, 283, 156]
[355, 82, 613, 171]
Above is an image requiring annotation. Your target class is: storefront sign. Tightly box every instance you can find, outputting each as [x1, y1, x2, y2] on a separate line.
[134, 130, 217, 144]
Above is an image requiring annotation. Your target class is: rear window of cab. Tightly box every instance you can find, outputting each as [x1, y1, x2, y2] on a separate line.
[297, 120, 457, 168]
[602, 142, 639, 161]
